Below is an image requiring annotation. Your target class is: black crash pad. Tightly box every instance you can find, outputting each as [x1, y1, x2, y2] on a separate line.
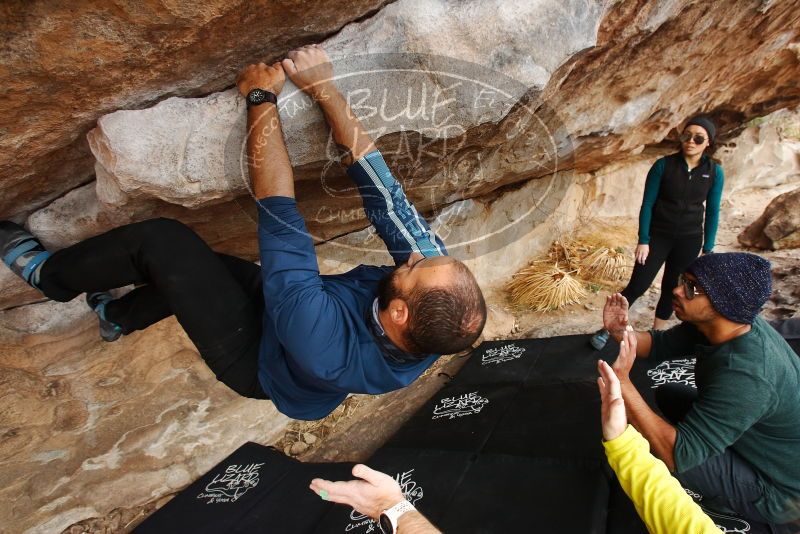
[138, 330, 789, 533]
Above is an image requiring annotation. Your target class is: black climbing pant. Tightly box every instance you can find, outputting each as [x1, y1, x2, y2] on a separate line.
[38, 218, 267, 399]
[621, 232, 703, 320]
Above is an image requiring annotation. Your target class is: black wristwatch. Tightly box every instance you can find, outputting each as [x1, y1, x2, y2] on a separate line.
[246, 88, 277, 108]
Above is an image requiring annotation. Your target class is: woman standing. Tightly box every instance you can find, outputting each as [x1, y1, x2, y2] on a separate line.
[591, 116, 724, 350]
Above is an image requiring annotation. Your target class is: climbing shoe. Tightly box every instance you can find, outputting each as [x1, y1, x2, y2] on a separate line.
[0, 221, 50, 289]
[590, 328, 610, 350]
[86, 291, 123, 342]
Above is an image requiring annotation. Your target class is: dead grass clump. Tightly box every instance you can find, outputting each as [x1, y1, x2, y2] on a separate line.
[506, 219, 636, 312]
[507, 262, 587, 311]
[580, 246, 631, 282]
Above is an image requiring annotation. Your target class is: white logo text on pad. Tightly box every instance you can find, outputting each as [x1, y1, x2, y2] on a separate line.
[432, 392, 489, 420]
[481, 343, 525, 365]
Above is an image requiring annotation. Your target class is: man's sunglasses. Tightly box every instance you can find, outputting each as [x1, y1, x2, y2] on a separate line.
[678, 274, 705, 300]
[679, 133, 707, 145]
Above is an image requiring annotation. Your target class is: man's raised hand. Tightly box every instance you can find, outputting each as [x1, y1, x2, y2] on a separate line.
[282, 44, 335, 101]
[603, 293, 630, 338]
[310, 464, 405, 520]
[236, 62, 285, 97]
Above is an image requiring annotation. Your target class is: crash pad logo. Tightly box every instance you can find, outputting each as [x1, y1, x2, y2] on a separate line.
[196, 462, 264, 504]
[432, 391, 489, 420]
[686, 489, 751, 533]
[704, 508, 752, 533]
[481, 343, 525, 365]
[647, 358, 696, 388]
[345, 468, 424, 532]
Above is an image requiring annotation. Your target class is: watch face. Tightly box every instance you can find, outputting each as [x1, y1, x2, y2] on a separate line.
[378, 513, 393, 534]
[248, 88, 266, 104]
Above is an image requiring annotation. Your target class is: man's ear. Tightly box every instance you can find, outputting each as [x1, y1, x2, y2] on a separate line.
[389, 298, 410, 327]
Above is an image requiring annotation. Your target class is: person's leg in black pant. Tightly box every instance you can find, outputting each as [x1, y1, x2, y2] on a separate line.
[675, 448, 772, 525]
[37, 218, 267, 399]
[620, 233, 672, 307]
[653, 234, 703, 321]
[105, 253, 263, 336]
[591, 234, 674, 349]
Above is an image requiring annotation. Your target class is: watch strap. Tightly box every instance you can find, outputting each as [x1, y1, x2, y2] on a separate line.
[380, 499, 415, 533]
[246, 88, 278, 108]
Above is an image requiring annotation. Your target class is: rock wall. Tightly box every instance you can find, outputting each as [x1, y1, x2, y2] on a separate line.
[0, 307, 288, 534]
[0, 0, 394, 220]
[739, 186, 800, 250]
[1, 1, 800, 533]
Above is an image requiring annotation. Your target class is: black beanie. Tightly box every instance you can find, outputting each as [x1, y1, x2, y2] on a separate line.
[685, 115, 716, 143]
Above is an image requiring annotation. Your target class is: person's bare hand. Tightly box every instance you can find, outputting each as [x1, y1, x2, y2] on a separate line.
[282, 44, 335, 101]
[310, 464, 405, 520]
[603, 293, 630, 336]
[236, 62, 285, 97]
[611, 329, 637, 381]
[635, 244, 649, 265]
[597, 359, 627, 441]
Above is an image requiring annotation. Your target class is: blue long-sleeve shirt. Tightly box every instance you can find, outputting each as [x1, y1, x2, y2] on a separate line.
[256, 150, 446, 420]
[638, 154, 724, 253]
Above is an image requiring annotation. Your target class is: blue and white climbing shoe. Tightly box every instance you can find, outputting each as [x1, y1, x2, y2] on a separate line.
[86, 292, 123, 342]
[0, 221, 50, 289]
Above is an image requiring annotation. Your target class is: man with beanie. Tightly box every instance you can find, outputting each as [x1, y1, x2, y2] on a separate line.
[601, 252, 800, 527]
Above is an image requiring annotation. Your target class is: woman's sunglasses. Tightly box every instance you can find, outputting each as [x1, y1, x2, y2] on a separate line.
[678, 274, 705, 300]
[679, 133, 707, 145]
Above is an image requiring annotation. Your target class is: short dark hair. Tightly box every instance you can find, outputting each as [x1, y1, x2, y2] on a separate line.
[406, 261, 486, 355]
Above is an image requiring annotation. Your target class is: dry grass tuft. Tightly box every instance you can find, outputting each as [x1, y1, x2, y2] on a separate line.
[507, 262, 587, 311]
[505, 219, 637, 312]
[580, 246, 631, 283]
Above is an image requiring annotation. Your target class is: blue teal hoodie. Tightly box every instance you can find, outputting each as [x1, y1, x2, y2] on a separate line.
[256, 151, 447, 420]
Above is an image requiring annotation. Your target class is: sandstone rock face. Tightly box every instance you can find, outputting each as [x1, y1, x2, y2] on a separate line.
[83, 0, 800, 245]
[482, 305, 517, 340]
[87, 0, 608, 210]
[0, 271, 45, 311]
[88, 90, 248, 208]
[3, 1, 800, 533]
[739, 186, 800, 250]
[26, 183, 260, 259]
[0, 0, 394, 219]
[717, 108, 800, 193]
[0, 308, 289, 534]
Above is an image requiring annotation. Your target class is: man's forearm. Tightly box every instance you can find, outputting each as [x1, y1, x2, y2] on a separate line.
[247, 105, 294, 199]
[315, 84, 376, 165]
[398, 511, 441, 533]
[620, 379, 678, 471]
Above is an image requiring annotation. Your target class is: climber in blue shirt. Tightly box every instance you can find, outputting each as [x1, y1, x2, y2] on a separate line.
[1, 45, 486, 421]
[251, 45, 486, 419]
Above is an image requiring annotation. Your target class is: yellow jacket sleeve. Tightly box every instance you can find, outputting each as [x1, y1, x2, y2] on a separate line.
[603, 425, 721, 534]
